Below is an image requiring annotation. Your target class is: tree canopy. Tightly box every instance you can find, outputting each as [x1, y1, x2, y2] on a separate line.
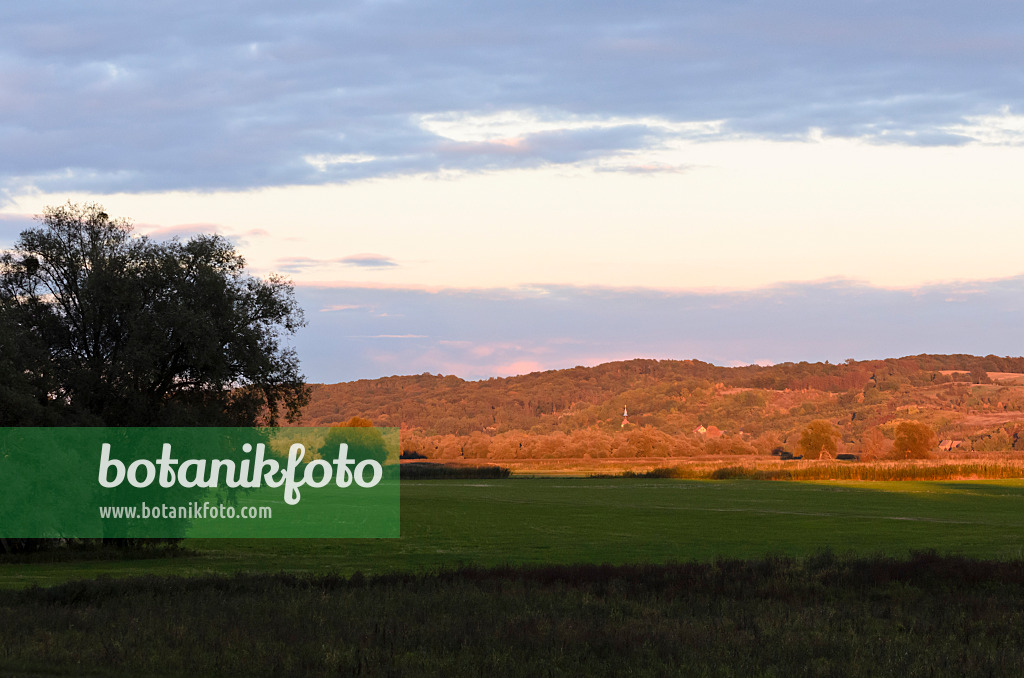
[798, 420, 840, 459]
[892, 421, 936, 460]
[0, 202, 309, 426]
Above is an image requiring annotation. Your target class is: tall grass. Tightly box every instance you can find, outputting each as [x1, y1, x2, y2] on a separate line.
[3, 553, 1024, 676]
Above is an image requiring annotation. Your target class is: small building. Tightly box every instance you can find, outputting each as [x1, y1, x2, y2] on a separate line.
[705, 425, 724, 439]
[693, 424, 724, 439]
[938, 439, 963, 451]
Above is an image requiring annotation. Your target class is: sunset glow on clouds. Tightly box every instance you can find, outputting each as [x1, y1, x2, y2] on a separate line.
[3, 1, 1024, 380]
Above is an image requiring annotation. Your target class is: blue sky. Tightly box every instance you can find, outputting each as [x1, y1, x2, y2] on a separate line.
[3, 1, 1024, 380]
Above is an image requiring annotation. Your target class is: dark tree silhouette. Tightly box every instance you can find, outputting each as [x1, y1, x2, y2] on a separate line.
[0, 202, 309, 427]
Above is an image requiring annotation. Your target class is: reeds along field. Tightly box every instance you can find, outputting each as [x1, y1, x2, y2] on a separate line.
[612, 458, 1024, 481]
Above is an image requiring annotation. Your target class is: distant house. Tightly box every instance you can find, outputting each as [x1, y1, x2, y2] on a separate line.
[938, 439, 963, 451]
[693, 424, 724, 439]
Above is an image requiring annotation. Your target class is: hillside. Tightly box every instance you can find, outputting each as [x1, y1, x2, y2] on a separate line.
[299, 355, 1024, 462]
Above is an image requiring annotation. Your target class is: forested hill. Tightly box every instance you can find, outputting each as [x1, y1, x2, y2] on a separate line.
[299, 354, 1024, 437]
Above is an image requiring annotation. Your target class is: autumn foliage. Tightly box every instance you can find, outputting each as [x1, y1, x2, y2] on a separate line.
[798, 420, 840, 459]
[891, 421, 937, 460]
[296, 355, 1024, 463]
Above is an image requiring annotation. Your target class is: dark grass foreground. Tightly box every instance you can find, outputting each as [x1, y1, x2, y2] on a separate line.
[2, 552, 1024, 677]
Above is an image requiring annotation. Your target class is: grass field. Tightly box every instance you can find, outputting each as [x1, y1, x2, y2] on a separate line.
[4, 478, 1024, 588]
[5, 554, 1024, 676]
[6, 478, 1024, 676]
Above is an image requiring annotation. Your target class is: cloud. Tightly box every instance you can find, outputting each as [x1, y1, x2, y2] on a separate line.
[3, 1, 1024, 194]
[943, 110, 1024, 146]
[304, 154, 377, 172]
[291, 276, 1024, 381]
[277, 258, 334, 274]
[338, 254, 398, 269]
[593, 161, 690, 174]
[319, 304, 369, 312]
[132, 222, 273, 249]
[349, 334, 428, 339]
[276, 254, 399, 274]
[434, 124, 667, 168]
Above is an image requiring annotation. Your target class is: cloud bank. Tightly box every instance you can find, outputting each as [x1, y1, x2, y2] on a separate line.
[3, 1, 1024, 196]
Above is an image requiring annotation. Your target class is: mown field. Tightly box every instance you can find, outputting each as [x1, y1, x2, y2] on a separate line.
[5, 478, 1024, 588]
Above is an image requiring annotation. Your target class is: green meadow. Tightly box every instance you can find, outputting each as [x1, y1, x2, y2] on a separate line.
[4, 478, 1024, 588]
[6, 479, 1024, 676]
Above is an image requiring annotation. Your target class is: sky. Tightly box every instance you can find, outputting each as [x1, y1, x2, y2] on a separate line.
[2, 1, 1024, 381]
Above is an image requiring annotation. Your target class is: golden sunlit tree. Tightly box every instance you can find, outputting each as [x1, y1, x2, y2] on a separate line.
[891, 421, 936, 460]
[798, 420, 840, 459]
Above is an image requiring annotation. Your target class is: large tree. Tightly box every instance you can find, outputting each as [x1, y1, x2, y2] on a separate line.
[891, 421, 936, 460]
[0, 202, 309, 427]
[798, 419, 840, 459]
